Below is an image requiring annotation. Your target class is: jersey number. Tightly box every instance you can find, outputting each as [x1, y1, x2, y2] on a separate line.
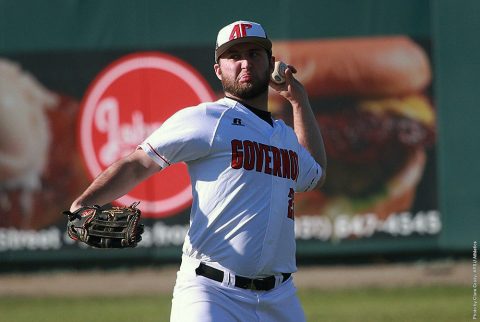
[287, 188, 295, 220]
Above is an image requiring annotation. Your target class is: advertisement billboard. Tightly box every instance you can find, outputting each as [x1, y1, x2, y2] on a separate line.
[0, 36, 440, 260]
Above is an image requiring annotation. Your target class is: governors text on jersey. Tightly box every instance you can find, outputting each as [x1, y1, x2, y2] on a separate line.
[231, 139, 299, 181]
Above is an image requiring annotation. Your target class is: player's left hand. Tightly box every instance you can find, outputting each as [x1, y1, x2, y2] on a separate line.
[63, 202, 144, 248]
[270, 65, 309, 107]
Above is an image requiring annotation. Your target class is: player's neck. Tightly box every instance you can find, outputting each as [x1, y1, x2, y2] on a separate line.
[225, 92, 269, 112]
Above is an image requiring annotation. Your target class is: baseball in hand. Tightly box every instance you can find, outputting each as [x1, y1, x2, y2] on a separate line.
[271, 61, 288, 84]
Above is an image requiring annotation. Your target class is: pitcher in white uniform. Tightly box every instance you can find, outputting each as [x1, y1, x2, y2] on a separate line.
[70, 20, 327, 322]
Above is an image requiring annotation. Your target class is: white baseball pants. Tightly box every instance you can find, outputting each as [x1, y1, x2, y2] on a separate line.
[170, 257, 306, 322]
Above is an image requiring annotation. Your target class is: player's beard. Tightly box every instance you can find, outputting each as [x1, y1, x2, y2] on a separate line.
[221, 68, 270, 100]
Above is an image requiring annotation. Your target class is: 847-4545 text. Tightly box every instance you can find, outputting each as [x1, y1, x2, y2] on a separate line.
[295, 210, 441, 241]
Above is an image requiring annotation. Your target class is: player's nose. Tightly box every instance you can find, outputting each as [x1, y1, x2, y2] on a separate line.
[239, 57, 252, 69]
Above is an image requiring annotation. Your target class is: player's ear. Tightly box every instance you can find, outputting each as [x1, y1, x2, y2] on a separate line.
[214, 63, 222, 81]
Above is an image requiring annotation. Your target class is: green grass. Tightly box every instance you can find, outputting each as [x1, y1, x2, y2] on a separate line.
[0, 286, 471, 322]
[300, 286, 470, 322]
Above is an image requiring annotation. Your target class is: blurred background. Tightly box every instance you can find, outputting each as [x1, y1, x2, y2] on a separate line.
[0, 0, 478, 321]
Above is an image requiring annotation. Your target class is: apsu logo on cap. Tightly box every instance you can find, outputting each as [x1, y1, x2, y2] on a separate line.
[229, 23, 252, 40]
[79, 52, 215, 218]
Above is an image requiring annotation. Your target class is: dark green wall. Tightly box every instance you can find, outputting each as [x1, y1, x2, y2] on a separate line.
[0, 0, 430, 52]
[432, 0, 480, 250]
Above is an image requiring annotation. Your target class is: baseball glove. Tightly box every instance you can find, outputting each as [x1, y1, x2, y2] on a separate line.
[64, 202, 144, 248]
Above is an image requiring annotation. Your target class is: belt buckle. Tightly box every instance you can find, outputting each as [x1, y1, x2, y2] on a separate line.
[249, 279, 257, 290]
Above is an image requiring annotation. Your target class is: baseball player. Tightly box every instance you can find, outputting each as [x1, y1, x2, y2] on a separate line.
[70, 20, 327, 321]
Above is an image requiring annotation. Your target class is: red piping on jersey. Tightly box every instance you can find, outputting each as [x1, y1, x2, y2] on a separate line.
[147, 143, 171, 166]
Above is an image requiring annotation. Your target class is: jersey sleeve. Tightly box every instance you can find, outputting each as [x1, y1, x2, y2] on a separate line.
[295, 141, 323, 193]
[139, 104, 217, 168]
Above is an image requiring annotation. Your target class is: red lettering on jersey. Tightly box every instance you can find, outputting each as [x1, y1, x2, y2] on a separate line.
[229, 23, 252, 40]
[287, 188, 295, 220]
[289, 150, 299, 181]
[280, 149, 291, 179]
[271, 146, 282, 177]
[261, 144, 272, 175]
[253, 141, 263, 172]
[230, 139, 299, 182]
[243, 140, 255, 170]
[231, 139, 243, 169]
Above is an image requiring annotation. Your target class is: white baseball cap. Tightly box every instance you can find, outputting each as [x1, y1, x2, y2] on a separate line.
[215, 20, 272, 62]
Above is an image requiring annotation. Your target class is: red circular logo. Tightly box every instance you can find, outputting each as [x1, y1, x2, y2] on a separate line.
[79, 52, 215, 218]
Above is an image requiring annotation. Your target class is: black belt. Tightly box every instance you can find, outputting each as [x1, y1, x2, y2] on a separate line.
[195, 263, 291, 291]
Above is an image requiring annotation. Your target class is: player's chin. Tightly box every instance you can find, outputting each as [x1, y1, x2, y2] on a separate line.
[236, 84, 268, 100]
[236, 81, 254, 92]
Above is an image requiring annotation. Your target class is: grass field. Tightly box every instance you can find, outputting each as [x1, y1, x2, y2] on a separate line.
[0, 285, 470, 322]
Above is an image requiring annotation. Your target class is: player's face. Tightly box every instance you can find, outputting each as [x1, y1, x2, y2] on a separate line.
[215, 43, 272, 99]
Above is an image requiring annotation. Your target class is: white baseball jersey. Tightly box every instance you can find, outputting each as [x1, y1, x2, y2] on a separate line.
[140, 97, 322, 277]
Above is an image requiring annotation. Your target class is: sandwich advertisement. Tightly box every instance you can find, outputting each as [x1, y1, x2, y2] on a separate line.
[0, 36, 440, 258]
[270, 38, 441, 244]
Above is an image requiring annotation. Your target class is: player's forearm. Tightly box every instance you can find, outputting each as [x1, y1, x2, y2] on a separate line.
[291, 98, 327, 170]
[71, 161, 136, 211]
[70, 151, 159, 211]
